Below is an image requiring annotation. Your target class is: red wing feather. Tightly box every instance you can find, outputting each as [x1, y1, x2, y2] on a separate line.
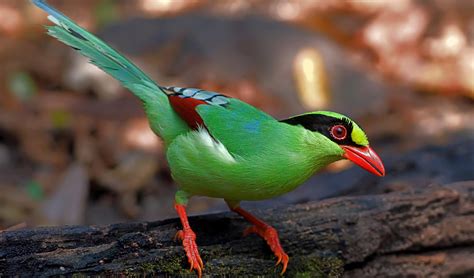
[168, 95, 207, 130]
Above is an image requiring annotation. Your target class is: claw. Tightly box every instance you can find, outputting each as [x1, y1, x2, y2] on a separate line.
[176, 228, 203, 278]
[174, 230, 184, 241]
[244, 225, 289, 275]
[174, 203, 204, 277]
[276, 255, 282, 266]
[230, 206, 290, 275]
[279, 253, 289, 275]
[198, 254, 204, 269]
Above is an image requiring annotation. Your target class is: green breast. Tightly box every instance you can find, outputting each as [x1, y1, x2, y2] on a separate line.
[166, 122, 341, 201]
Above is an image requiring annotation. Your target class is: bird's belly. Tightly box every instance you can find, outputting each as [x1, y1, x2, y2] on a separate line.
[169, 158, 314, 201]
[174, 173, 302, 201]
[166, 129, 320, 201]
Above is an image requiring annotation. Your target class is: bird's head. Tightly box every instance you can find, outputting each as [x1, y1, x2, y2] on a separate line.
[281, 111, 385, 177]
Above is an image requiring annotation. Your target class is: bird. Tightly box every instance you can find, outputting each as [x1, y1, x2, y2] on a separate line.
[33, 1, 385, 276]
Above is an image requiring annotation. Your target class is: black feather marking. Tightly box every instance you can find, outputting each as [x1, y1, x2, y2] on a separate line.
[101, 65, 120, 71]
[280, 114, 359, 146]
[68, 28, 87, 41]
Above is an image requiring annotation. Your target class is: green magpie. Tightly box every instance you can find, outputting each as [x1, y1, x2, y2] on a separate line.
[32, 1, 385, 276]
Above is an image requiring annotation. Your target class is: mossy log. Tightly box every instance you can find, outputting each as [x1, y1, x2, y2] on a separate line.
[0, 181, 473, 277]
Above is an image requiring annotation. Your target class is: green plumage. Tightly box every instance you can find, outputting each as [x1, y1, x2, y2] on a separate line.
[33, 0, 367, 207]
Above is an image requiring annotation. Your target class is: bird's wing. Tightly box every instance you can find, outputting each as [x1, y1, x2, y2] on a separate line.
[32, 0, 189, 143]
[161, 86, 280, 157]
[161, 86, 230, 130]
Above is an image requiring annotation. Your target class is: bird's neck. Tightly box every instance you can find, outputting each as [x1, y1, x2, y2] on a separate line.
[248, 123, 342, 197]
[282, 130, 341, 182]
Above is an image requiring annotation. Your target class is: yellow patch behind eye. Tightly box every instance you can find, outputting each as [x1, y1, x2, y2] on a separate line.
[351, 124, 369, 146]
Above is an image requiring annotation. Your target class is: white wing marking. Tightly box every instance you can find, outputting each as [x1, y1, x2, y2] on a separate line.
[196, 127, 236, 163]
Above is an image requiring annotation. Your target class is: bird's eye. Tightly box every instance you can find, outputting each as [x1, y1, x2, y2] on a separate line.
[330, 125, 347, 140]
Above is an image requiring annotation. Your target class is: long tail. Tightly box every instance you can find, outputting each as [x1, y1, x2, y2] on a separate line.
[32, 0, 188, 143]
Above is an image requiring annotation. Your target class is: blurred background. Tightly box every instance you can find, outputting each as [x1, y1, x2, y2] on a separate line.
[0, 0, 473, 229]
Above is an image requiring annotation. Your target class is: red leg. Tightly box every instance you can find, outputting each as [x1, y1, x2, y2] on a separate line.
[174, 203, 203, 277]
[231, 206, 289, 274]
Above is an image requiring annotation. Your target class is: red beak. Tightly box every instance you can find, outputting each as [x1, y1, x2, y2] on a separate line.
[341, 145, 385, 177]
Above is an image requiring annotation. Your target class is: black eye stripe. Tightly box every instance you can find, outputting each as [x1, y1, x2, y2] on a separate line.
[280, 114, 360, 147]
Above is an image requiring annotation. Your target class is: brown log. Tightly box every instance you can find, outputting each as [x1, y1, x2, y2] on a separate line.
[0, 181, 473, 277]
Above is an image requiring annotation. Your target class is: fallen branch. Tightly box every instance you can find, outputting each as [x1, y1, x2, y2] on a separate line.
[0, 181, 473, 277]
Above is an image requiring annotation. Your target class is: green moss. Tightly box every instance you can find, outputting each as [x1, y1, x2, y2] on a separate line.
[289, 254, 344, 278]
[71, 273, 88, 278]
[294, 272, 312, 278]
[137, 256, 186, 275]
[117, 255, 186, 276]
[205, 261, 249, 276]
[120, 252, 344, 277]
[139, 262, 157, 274]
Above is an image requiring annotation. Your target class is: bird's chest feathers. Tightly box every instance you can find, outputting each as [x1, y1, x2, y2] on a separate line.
[167, 128, 326, 200]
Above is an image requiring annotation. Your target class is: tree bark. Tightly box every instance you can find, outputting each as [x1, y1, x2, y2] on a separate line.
[0, 181, 473, 277]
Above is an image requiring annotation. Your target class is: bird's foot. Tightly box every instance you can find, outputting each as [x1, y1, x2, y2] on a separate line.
[244, 225, 289, 274]
[175, 229, 203, 277]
